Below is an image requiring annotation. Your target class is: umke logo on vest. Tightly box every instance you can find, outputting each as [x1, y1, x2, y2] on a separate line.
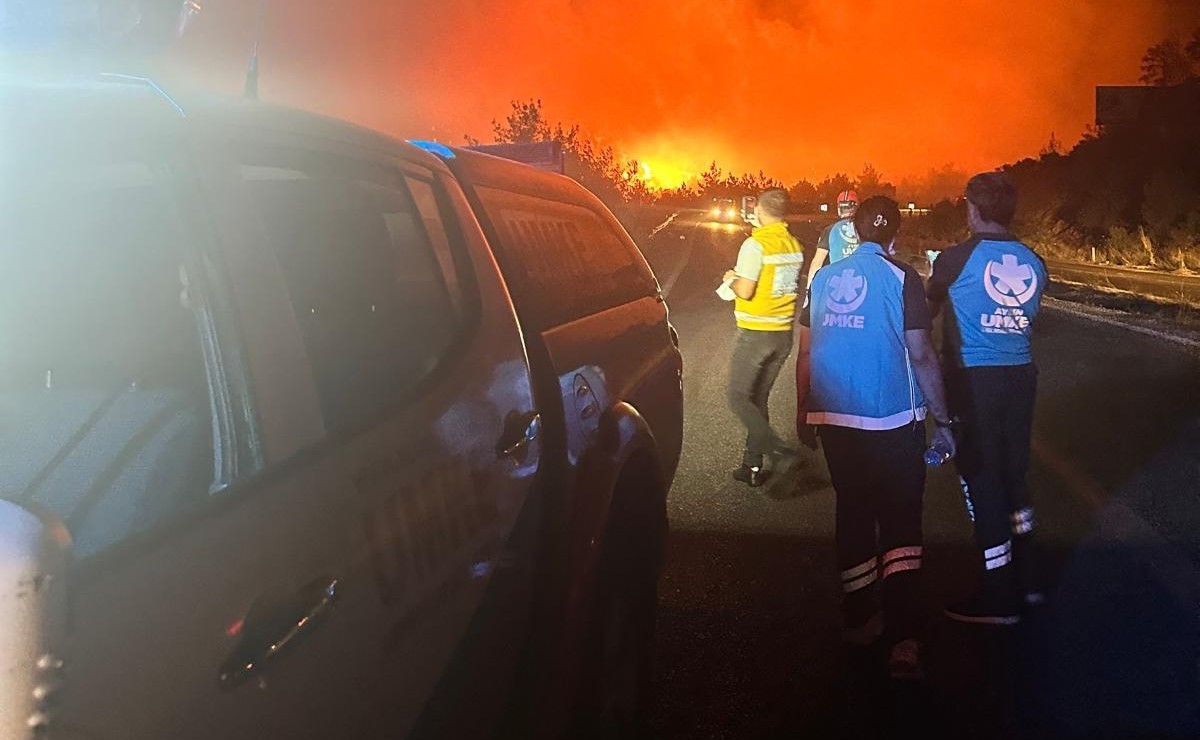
[983, 254, 1038, 306]
[980, 254, 1037, 333]
[822, 268, 868, 329]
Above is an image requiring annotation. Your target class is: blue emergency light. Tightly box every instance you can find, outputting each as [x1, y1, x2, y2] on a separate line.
[409, 140, 457, 159]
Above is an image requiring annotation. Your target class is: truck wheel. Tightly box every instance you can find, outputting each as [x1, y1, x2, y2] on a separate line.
[572, 466, 663, 739]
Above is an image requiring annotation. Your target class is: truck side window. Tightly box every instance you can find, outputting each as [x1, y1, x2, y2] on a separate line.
[406, 176, 466, 320]
[0, 159, 216, 558]
[472, 186, 658, 330]
[235, 152, 461, 431]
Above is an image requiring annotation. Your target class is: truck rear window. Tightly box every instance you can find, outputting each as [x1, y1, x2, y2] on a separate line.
[473, 186, 658, 330]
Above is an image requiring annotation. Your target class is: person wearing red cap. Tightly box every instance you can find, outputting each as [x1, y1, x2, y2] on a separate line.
[806, 189, 861, 289]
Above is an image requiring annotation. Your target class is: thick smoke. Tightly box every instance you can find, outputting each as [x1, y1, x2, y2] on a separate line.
[166, 0, 1197, 184]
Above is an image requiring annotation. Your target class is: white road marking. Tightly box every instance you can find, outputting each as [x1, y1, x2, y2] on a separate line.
[649, 212, 681, 238]
[1044, 296, 1200, 354]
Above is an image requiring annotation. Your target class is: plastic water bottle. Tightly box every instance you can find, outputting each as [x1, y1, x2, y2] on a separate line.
[923, 440, 952, 466]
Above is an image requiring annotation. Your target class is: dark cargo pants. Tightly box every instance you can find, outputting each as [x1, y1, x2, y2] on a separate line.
[727, 327, 793, 468]
[821, 423, 926, 646]
[948, 363, 1039, 603]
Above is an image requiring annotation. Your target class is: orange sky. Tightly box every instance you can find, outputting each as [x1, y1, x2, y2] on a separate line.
[167, 0, 1199, 188]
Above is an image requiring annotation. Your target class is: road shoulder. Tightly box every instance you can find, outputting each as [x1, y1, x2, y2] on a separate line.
[1043, 293, 1200, 354]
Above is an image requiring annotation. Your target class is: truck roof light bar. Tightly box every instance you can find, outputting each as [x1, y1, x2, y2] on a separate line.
[408, 140, 456, 159]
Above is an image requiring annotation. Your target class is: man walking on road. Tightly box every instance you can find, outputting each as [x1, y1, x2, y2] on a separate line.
[927, 172, 1048, 625]
[796, 196, 955, 678]
[805, 189, 861, 288]
[722, 187, 805, 487]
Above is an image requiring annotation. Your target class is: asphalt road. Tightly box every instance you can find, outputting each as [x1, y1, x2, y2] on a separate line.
[638, 210, 1200, 739]
[1046, 259, 1200, 306]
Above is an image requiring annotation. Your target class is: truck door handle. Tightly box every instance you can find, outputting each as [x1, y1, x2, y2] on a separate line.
[218, 576, 339, 689]
[497, 411, 540, 459]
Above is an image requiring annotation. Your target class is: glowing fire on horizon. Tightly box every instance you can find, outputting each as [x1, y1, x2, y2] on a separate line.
[629, 154, 699, 190]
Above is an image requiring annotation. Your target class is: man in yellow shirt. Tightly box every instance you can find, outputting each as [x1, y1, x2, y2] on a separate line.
[721, 187, 805, 486]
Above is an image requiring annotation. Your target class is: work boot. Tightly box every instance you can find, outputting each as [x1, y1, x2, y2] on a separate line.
[948, 549, 1021, 625]
[888, 638, 924, 681]
[732, 464, 766, 487]
[1013, 535, 1046, 607]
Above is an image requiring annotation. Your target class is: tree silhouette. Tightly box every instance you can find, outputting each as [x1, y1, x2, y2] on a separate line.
[1139, 38, 1195, 86]
[856, 163, 897, 199]
[491, 99, 581, 148]
[787, 179, 818, 210]
[815, 173, 854, 205]
[897, 164, 969, 206]
[698, 161, 723, 194]
[1186, 27, 1200, 66]
[1039, 132, 1063, 158]
[483, 99, 667, 204]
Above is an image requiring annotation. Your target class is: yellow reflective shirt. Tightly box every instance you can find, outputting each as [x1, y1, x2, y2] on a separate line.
[733, 221, 804, 331]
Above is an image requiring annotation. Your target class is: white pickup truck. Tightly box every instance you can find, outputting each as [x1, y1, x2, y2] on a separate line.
[0, 70, 682, 739]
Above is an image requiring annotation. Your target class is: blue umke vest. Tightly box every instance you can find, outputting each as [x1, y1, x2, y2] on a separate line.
[947, 239, 1046, 367]
[807, 242, 926, 431]
[826, 217, 860, 263]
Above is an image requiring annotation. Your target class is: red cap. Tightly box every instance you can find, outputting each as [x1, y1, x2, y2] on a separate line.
[836, 190, 859, 205]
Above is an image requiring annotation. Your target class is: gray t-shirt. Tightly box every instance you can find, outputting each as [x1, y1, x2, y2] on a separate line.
[733, 237, 764, 281]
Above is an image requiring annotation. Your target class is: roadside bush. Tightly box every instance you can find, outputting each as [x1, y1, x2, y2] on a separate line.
[1019, 204, 1086, 261]
[1103, 225, 1154, 266]
[1162, 210, 1200, 272]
